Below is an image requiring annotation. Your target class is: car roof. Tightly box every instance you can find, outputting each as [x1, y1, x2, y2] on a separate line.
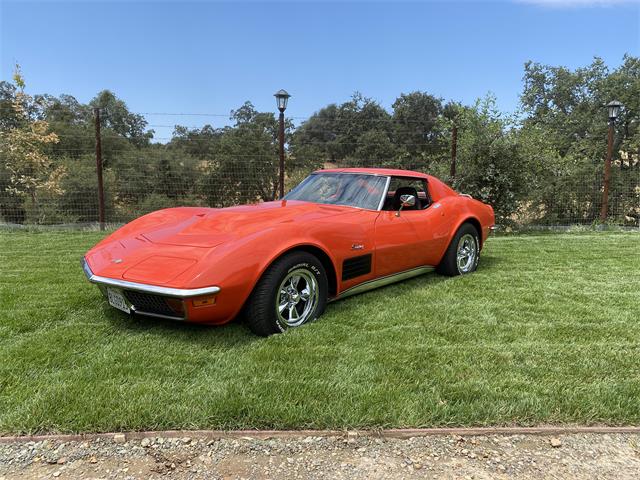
[313, 167, 431, 180]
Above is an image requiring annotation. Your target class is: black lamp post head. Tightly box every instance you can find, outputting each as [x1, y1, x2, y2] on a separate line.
[606, 100, 623, 121]
[274, 89, 291, 112]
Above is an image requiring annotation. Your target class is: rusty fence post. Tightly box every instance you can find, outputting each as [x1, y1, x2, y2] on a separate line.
[94, 108, 105, 230]
[450, 123, 458, 181]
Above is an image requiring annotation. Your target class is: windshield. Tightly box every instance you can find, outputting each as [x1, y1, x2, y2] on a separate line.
[285, 173, 388, 210]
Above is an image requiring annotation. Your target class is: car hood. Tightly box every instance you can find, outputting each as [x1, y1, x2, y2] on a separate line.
[141, 200, 353, 248]
[86, 201, 359, 286]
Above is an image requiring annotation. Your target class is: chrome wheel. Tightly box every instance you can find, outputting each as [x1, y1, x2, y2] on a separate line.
[275, 268, 319, 329]
[456, 233, 477, 274]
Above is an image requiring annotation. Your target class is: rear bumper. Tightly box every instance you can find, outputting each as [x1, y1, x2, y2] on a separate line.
[81, 257, 221, 321]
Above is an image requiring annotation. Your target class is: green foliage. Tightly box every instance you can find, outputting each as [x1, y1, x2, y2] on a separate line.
[0, 81, 21, 131]
[520, 55, 639, 225]
[54, 155, 117, 224]
[169, 124, 222, 159]
[89, 90, 153, 147]
[345, 129, 397, 168]
[0, 56, 637, 226]
[291, 93, 395, 167]
[392, 91, 445, 161]
[204, 118, 280, 205]
[0, 66, 64, 224]
[452, 96, 527, 222]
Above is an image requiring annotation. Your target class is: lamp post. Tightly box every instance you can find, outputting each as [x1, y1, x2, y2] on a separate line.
[600, 100, 623, 223]
[274, 89, 290, 199]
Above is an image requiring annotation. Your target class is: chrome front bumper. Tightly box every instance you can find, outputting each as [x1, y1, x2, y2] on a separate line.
[81, 257, 220, 298]
[81, 257, 221, 321]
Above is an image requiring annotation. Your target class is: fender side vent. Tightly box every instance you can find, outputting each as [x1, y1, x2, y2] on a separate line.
[342, 254, 372, 281]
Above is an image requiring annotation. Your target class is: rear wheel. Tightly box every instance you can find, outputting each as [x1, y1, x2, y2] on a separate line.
[437, 223, 480, 276]
[245, 251, 328, 336]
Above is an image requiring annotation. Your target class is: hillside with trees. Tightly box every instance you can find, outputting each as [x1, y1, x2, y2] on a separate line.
[0, 56, 638, 227]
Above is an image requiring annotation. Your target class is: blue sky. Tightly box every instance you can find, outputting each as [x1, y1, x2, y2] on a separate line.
[1, 0, 638, 141]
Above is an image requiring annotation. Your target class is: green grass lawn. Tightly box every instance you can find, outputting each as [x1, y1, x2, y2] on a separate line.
[1, 231, 639, 434]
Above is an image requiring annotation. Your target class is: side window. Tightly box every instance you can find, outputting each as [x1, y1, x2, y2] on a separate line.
[382, 177, 431, 211]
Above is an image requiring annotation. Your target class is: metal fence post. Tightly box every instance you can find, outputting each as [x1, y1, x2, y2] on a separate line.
[94, 108, 105, 230]
[450, 123, 458, 181]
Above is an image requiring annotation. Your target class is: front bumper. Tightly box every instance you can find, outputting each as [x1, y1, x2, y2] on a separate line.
[82, 257, 221, 321]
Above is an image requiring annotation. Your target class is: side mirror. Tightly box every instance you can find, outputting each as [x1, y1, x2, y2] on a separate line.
[396, 194, 416, 216]
[400, 194, 416, 208]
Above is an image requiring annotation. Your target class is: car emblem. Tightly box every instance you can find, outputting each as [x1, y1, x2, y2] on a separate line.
[112, 258, 123, 264]
[351, 243, 364, 250]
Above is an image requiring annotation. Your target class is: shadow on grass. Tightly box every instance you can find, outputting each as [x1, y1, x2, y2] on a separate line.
[102, 306, 258, 348]
[330, 269, 450, 310]
[329, 253, 503, 313]
[101, 254, 504, 345]
[478, 253, 504, 270]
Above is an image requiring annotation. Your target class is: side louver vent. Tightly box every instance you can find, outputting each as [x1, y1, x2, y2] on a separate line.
[342, 254, 372, 281]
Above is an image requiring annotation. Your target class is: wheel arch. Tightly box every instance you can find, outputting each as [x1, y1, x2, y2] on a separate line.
[241, 243, 336, 336]
[461, 216, 483, 249]
[438, 216, 483, 266]
[241, 242, 338, 303]
[272, 244, 339, 297]
[225, 237, 340, 324]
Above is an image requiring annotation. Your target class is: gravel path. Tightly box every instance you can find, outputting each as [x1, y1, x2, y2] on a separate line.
[1, 432, 639, 479]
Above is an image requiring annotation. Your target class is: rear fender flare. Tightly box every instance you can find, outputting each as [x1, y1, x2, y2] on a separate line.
[445, 215, 484, 255]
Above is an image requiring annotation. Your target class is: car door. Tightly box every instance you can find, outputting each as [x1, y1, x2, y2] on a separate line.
[398, 180, 455, 266]
[400, 206, 452, 266]
[373, 210, 424, 277]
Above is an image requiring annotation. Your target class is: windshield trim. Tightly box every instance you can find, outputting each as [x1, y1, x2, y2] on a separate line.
[287, 172, 391, 212]
[377, 176, 392, 211]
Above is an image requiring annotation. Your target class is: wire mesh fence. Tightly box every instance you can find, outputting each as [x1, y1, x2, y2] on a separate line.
[1, 138, 639, 230]
[512, 167, 640, 229]
[0, 148, 288, 226]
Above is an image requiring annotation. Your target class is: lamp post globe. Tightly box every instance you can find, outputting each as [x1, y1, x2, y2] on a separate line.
[606, 100, 623, 121]
[274, 89, 291, 113]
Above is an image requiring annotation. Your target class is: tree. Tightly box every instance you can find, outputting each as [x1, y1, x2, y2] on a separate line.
[345, 129, 397, 168]
[169, 124, 223, 159]
[203, 102, 286, 204]
[291, 93, 393, 167]
[0, 66, 65, 223]
[521, 55, 640, 224]
[89, 90, 153, 147]
[391, 91, 444, 160]
[453, 95, 527, 223]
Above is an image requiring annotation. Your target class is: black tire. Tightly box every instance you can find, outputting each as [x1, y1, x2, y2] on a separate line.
[244, 251, 328, 336]
[436, 223, 480, 277]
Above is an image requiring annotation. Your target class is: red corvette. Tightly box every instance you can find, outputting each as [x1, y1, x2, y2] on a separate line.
[82, 168, 495, 336]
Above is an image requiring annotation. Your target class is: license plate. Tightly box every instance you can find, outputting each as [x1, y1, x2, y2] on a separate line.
[107, 288, 130, 314]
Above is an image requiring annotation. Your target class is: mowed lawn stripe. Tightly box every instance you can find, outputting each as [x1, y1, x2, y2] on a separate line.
[0, 231, 639, 434]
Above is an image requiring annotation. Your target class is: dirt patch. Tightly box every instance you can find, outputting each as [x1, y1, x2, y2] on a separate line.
[1, 432, 639, 479]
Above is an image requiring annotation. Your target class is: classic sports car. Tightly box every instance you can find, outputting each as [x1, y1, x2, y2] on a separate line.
[82, 168, 494, 336]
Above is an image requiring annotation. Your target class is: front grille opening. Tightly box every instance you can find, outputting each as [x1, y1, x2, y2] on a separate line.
[123, 291, 183, 318]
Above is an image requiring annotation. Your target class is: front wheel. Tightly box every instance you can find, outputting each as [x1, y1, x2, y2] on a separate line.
[437, 223, 480, 276]
[244, 251, 328, 336]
